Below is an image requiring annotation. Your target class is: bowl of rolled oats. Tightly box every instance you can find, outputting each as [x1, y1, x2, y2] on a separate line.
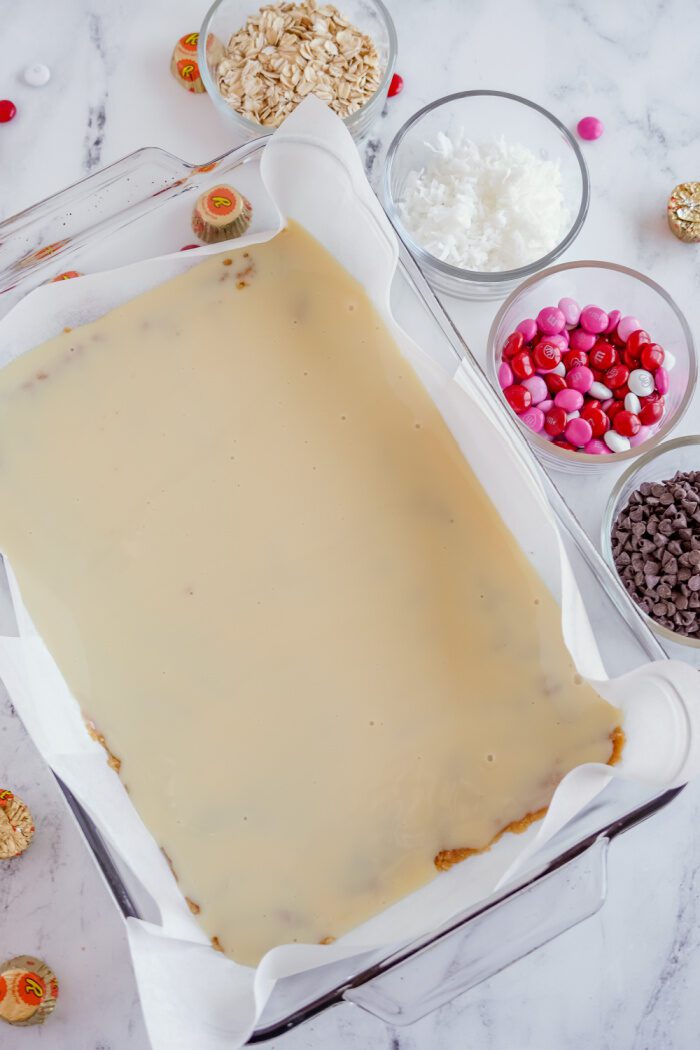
[198, 0, 397, 140]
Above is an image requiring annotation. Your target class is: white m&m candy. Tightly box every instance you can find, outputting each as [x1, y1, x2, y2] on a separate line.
[628, 369, 655, 397]
[22, 64, 51, 87]
[604, 431, 631, 453]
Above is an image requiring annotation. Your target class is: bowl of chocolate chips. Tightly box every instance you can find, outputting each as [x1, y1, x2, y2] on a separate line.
[603, 436, 700, 645]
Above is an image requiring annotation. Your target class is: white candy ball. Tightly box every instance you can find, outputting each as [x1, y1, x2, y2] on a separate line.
[604, 431, 631, 453]
[664, 349, 676, 371]
[624, 392, 642, 414]
[552, 362, 566, 377]
[589, 381, 613, 400]
[23, 63, 51, 87]
[628, 368, 655, 397]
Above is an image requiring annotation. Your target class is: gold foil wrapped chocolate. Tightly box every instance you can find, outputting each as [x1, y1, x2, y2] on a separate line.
[0, 956, 58, 1026]
[0, 789, 35, 859]
[192, 185, 253, 243]
[667, 182, 700, 242]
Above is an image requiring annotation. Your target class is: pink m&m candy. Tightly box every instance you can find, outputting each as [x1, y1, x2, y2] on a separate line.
[577, 116, 604, 141]
[565, 416, 593, 447]
[522, 375, 549, 404]
[567, 365, 594, 394]
[554, 388, 584, 413]
[629, 425, 652, 448]
[558, 297, 581, 327]
[569, 329, 596, 352]
[617, 315, 641, 342]
[538, 399, 554, 413]
[520, 406, 545, 433]
[548, 332, 569, 352]
[516, 318, 538, 342]
[537, 306, 566, 336]
[580, 305, 609, 334]
[498, 362, 513, 388]
[655, 366, 670, 395]
[583, 438, 611, 455]
[604, 309, 622, 335]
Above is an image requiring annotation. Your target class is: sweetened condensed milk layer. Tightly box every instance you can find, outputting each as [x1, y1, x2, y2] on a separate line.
[0, 223, 620, 963]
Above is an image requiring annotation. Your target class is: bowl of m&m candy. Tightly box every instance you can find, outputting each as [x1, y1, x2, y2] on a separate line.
[488, 261, 696, 471]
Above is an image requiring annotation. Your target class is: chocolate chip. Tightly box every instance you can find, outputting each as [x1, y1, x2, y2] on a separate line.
[611, 468, 700, 638]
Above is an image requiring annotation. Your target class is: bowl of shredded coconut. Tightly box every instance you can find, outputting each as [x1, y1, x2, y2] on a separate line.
[384, 91, 590, 299]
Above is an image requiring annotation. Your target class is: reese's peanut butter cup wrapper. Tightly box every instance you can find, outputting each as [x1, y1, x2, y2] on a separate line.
[170, 33, 205, 93]
[50, 270, 82, 282]
[0, 957, 58, 1026]
[0, 790, 34, 860]
[192, 185, 253, 243]
[668, 182, 700, 242]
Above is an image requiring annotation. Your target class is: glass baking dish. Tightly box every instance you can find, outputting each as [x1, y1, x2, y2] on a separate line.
[0, 138, 680, 1042]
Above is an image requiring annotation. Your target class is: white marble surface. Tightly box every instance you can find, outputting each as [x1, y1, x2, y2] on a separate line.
[2, 0, 700, 1047]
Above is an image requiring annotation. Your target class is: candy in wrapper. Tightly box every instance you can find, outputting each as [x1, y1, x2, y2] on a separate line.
[50, 270, 82, 282]
[192, 185, 253, 243]
[0, 789, 34, 859]
[667, 182, 700, 243]
[0, 956, 58, 1026]
[170, 32, 205, 93]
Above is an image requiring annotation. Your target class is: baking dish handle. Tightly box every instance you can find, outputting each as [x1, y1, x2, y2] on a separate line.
[343, 837, 608, 1026]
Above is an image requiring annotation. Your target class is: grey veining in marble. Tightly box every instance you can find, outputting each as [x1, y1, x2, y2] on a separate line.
[2, 0, 700, 1047]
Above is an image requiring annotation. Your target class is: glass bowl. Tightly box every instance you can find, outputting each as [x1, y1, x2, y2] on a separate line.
[601, 436, 700, 649]
[198, 0, 397, 142]
[383, 91, 589, 300]
[488, 261, 696, 473]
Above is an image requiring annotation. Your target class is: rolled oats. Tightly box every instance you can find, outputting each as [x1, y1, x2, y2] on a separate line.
[215, 0, 382, 127]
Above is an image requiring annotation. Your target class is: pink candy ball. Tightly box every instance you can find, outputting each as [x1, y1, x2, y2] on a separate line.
[577, 116, 604, 141]
[516, 318, 538, 342]
[617, 315, 641, 342]
[579, 304, 609, 334]
[569, 328, 596, 352]
[548, 332, 570, 352]
[558, 297, 581, 327]
[521, 406, 545, 433]
[538, 399, 554, 413]
[655, 366, 670, 394]
[567, 365, 594, 394]
[554, 388, 584, 413]
[565, 416, 593, 447]
[522, 375, 549, 404]
[583, 438, 611, 455]
[629, 425, 652, 448]
[498, 362, 513, 388]
[537, 306, 566, 336]
[604, 309, 622, 335]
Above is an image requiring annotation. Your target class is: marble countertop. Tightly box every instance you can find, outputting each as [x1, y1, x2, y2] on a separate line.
[2, 0, 700, 1047]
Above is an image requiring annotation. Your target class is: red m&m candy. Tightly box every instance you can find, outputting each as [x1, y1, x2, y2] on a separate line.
[388, 73, 404, 97]
[613, 410, 642, 437]
[640, 343, 665, 370]
[605, 363, 629, 389]
[544, 372, 567, 396]
[562, 349, 588, 370]
[544, 405, 567, 436]
[625, 329, 651, 357]
[502, 331, 524, 359]
[511, 351, 535, 380]
[0, 99, 17, 123]
[639, 399, 665, 425]
[589, 340, 616, 371]
[581, 404, 609, 437]
[503, 384, 532, 414]
[533, 340, 562, 371]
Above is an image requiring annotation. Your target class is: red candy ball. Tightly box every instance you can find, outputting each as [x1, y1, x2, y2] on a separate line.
[502, 331, 524, 359]
[640, 343, 665, 370]
[533, 341, 562, 371]
[581, 405, 609, 437]
[553, 439, 575, 450]
[606, 401, 625, 423]
[639, 400, 665, 425]
[613, 383, 630, 401]
[613, 410, 642, 437]
[545, 372, 567, 396]
[605, 363, 630, 389]
[588, 340, 617, 371]
[503, 384, 532, 413]
[388, 73, 404, 97]
[625, 329, 651, 357]
[511, 350, 535, 380]
[0, 99, 17, 123]
[544, 405, 567, 437]
[562, 349, 588, 370]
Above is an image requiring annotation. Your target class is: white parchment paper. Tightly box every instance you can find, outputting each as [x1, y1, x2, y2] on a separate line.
[0, 99, 699, 1048]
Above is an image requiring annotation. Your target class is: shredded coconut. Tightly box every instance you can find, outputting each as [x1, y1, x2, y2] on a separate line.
[397, 132, 569, 272]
